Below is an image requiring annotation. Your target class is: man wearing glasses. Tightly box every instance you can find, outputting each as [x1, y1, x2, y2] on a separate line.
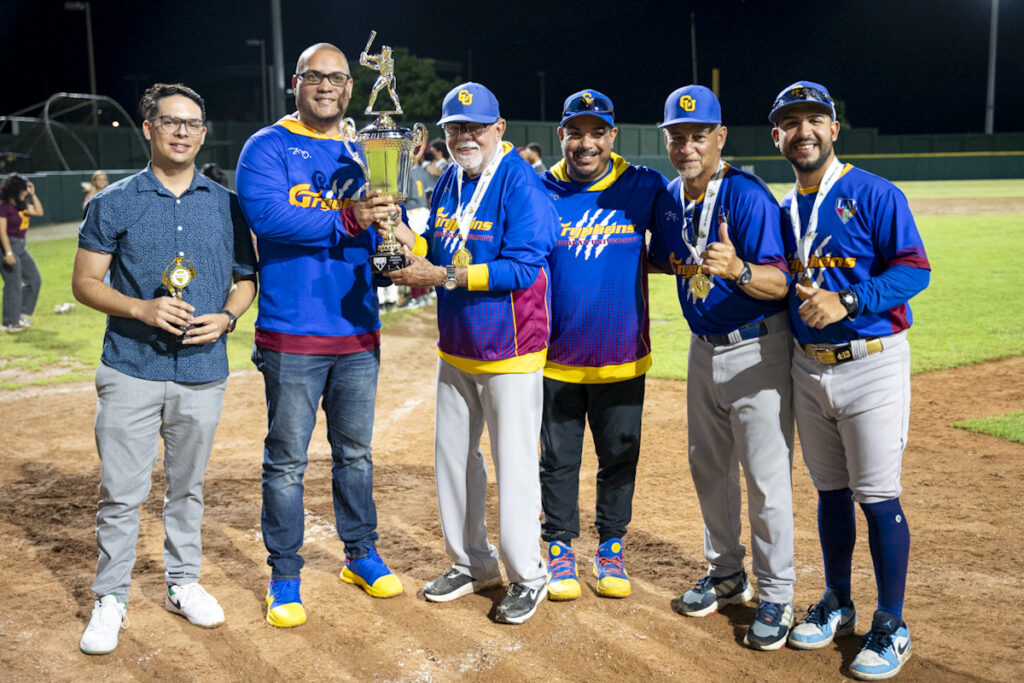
[383, 82, 558, 624]
[74, 83, 257, 654]
[236, 43, 403, 629]
[538, 89, 681, 602]
[647, 85, 796, 651]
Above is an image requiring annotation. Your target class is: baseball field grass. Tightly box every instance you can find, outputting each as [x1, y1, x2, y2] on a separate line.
[954, 410, 1024, 445]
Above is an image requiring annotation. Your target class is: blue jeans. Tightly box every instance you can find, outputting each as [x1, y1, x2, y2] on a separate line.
[253, 346, 380, 579]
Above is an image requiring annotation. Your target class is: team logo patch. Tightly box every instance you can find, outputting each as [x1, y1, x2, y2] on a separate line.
[372, 256, 387, 271]
[680, 95, 696, 112]
[581, 92, 594, 107]
[835, 198, 857, 223]
[457, 89, 473, 105]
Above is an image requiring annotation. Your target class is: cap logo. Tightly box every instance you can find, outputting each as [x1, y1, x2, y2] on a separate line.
[680, 95, 696, 112]
[458, 89, 473, 105]
[790, 87, 808, 100]
[581, 92, 594, 107]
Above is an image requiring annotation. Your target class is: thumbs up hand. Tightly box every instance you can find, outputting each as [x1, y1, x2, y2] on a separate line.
[701, 221, 743, 280]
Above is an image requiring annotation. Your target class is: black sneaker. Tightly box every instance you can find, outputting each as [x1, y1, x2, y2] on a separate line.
[495, 582, 546, 624]
[422, 566, 501, 603]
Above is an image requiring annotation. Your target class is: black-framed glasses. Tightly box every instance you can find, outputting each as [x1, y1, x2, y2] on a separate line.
[149, 115, 204, 136]
[563, 92, 614, 118]
[442, 122, 492, 137]
[772, 86, 834, 115]
[295, 70, 351, 87]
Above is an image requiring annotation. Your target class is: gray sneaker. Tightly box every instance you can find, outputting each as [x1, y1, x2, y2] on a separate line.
[495, 582, 546, 624]
[674, 569, 755, 617]
[423, 566, 501, 603]
[744, 600, 794, 651]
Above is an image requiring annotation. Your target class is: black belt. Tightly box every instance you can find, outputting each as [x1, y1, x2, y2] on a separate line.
[801, 338, 884, 365]
[699, 321, 768, 347]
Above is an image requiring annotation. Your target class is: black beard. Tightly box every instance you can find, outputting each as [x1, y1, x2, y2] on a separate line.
[786, 139, 832, 174]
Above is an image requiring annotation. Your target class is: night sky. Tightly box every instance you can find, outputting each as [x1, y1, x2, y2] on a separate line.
[4, 0, 1022, 135]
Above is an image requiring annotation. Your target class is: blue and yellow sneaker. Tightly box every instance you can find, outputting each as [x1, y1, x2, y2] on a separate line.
[850, 611, 912, 681]
[341, 548, 403, 598]
[592, 538, 631, 598]
[547, 541, 581, 601]
[266, 578, 306, 628]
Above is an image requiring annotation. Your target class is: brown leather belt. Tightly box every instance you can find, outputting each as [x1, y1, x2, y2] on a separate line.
[801, 338, 884, 365]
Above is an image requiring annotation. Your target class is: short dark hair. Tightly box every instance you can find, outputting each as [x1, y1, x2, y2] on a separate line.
[0, 173, 29, 208]
[430, 138, 450, 160]
[526, 143, 543, 156]
[200, 163, 229, 188]
[138, 83, 206, 123]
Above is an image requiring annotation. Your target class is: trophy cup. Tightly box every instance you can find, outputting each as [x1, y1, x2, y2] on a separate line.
[343, 30, 427, 274]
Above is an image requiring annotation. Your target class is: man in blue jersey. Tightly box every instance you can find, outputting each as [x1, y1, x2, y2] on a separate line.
[770, 82, 930, 680]
[648, 85, 796, 650]
[383, 82, 558, 624]
[235, 42, 405, 628]
[538, 89, 681, 602]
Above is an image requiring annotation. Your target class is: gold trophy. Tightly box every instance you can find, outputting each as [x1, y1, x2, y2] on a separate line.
[344, 30, 427, 274]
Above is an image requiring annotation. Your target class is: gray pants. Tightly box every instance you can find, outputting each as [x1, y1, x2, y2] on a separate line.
[434, 359, 546, 588]
[1, 237, 40, 326]
[91, 363, 227, 602]
[687, 317, 796, 604]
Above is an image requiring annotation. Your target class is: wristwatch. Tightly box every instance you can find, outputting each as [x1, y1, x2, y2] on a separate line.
[736, 262, 752, 286]
[838, 289, 859, 320]
[220, 309, 237, 333]
[443, 265, 458, 291]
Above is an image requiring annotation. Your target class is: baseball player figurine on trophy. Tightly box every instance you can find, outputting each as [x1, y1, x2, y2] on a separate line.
[346, 31, 426, 274]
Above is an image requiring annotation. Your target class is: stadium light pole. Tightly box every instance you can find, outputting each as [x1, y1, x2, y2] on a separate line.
[64, 1, 98, 126]
[247, 38, 269, 123]
[985, 0, 999, 134]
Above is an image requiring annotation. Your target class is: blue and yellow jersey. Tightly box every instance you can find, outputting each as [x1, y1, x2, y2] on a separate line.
[421, 142, 558, 374]
[781, 165, 931, 344]
[650, 166, 789, 337]
[542, 154, 679, 383]
[236, 116, 381, 355]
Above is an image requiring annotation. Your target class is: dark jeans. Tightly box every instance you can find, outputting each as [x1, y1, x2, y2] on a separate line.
[539, 375, 645, 544]
[253, 346, 380, 579]
[1, 238, 40, 326]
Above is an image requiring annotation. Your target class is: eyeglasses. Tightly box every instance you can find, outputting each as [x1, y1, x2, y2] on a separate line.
[562, 93, 614, 118]
[771, 86, 834, 115]
[149, 115, 204, 136]
[442, 122, 493, 137]
[295, 70, 351, 87]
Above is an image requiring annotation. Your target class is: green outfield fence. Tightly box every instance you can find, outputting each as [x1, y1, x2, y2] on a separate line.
[4, 119, 1022, 225]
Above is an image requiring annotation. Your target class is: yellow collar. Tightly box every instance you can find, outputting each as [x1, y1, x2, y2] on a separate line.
[550, 153, 630, 191]
[276, 115, 347, 140]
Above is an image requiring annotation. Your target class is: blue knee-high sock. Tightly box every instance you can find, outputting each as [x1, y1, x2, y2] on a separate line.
[860, 497, 910, 621]
[818, 488, 856, 605]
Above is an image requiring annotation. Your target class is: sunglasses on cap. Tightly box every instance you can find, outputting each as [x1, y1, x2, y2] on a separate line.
[563, 93, 614, 118]
[772, 86, 834, 114]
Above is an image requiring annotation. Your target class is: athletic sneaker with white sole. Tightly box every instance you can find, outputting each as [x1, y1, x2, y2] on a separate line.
[788, 588, 857, 649]
[744, 600, 794, 650]
[165, 582, 225, 628]
[674, 569, 755, 617]
[79, 594, 127, 655]
[422, 566, 502, 603]
[850, 611, 912, 681]
[495, 582, 546, 624]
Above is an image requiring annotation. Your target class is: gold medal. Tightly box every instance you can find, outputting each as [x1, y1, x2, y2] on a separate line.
[162, 256, 197, 299]
[451, 247, 473, 267]
[689, 272, 712, 300]
[797, 273, 816, 300]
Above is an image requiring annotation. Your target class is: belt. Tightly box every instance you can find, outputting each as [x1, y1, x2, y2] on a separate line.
[699, 321, 767, 347]
[801, 338, 883, 365]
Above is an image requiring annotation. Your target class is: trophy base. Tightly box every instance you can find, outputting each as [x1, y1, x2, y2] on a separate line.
[371, 251, 408, 274]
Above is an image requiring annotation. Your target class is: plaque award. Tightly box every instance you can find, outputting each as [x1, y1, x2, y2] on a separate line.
[343, 30, 427, 274]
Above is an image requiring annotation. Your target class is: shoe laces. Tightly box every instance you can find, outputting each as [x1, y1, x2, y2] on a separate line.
[173, 582, 212, 608]
[549, 550, 576, 581]
[754, 601, 785, 625]
[596, 553, 625, 577]
[507, 583, 534, 599]
[862, 626, 895, 654]
[803, 601, 829, 626]
[95, 598, 128, 630]
[693, 575, 715, 592]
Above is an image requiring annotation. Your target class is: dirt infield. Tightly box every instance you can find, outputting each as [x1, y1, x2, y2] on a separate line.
[1, 312, 1022, 682]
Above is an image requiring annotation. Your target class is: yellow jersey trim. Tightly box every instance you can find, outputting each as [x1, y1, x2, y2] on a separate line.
[684, 163, 731, 202]
[412, 234, 428, 257]
[466, 264, 489, 291]
[797, 163, 854, 194]
[544, 355, 652, 383]
[549, 153, 630, 191]
[276, 116, 347, 141]
[438, 348, 547, 374]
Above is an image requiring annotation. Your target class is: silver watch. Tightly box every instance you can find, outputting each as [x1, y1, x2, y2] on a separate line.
[443, 265, 457, 290]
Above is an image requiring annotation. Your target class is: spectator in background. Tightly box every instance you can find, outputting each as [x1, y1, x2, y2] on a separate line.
[519, 143, 546, 174]
[1, 173, 44, 332]
[200, 163, 229, 188]
[427, 138, 450, 177]
[82, 170, 109, 208]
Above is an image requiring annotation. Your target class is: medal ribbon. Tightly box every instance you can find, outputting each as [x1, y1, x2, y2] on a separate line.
[786, 156, 844, 275]
[679, 160, 728, 265]
[453, 144, 507, 251]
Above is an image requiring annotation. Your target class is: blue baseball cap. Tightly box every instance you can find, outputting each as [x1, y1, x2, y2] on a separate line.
[560, 89, 615, 128]
[437, 82, 501, 125]
[769, 81, 836, 124]
[659, 85, 721, 128]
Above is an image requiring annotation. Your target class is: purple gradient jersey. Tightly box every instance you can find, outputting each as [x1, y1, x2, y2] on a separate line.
[782, 165, 931, 344]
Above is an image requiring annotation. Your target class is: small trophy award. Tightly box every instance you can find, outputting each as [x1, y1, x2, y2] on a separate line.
[343, 30, 427, 274]
[162, 255, 197, 339]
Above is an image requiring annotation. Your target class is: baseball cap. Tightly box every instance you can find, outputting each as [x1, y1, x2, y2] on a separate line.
[437, 82, 501, 125]
[560, 90, 615, 128]
[769, 81, 836, 124]
[659, 85, 721, 128]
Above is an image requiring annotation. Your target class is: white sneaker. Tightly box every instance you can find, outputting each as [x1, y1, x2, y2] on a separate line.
[165, 583, 225, 628]
[79, 595, 127, 655]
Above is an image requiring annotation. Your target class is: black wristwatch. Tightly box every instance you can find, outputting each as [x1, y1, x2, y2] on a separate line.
[736, 262, 752, 286]
[838, 289, 859, 320]
[220, 309, 237, 333]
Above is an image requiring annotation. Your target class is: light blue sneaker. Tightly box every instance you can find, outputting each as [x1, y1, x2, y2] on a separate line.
[788, 588, 857, 649]
[850, 610, 912, 681]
